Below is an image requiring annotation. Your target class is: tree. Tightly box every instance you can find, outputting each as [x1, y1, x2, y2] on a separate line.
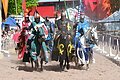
[26, 0, 38, 8]
[8, 0, 38, 15]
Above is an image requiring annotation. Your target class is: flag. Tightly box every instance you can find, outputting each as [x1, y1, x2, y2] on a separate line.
[2, 0, 8, 18]
[89, 0, 98, 11]
[84, 0, 111, 20]
[84, 0, 98, 11]
[22, 0, 26, 11]
[102, 0, 111, 16]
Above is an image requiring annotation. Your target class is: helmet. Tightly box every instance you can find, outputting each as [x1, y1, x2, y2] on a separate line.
[34, 11, 40, 18]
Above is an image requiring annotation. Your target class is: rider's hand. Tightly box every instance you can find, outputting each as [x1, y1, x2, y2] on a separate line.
[25, 50, 28, 53]
[42, 35, 45, 39]
[68, 35, 71, 39]
[32, 52, 37, 56]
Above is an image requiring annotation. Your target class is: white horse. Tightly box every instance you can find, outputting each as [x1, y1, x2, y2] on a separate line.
[75, 26, 98, 69]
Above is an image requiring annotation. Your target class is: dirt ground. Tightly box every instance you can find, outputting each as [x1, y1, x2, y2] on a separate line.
[0, 48, 120, 80]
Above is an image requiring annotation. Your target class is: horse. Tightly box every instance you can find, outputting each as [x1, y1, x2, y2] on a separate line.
[73, 23, 98, 70]
[52, 27, 74, 71]
[27, 24, 49, 71]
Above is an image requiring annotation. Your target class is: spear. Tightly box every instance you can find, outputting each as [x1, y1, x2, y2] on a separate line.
[63, 0, 69, 20]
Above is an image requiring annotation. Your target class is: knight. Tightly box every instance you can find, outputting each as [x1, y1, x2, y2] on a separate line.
[28, 11, 49, 66]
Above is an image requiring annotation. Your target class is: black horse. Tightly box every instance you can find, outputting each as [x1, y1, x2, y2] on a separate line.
[26, 29, 49, 71]
[52, 29, 74, 71]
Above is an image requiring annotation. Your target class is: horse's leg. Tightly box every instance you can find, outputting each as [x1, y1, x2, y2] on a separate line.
[34, 59, 39, 71]
[34, 60, 37, 70]
[30, 57, 34, 68]
[85, 48, 90, 70]
[72, 55, 77, 66]
[90, 49, 94, 64]
[60, 61, 63, 71]
[40, 58, 43, 71]
[66, 55, 70, 70]
[39, 50, 44, 71]
[88, 50, 92, 64]
[75, 50, 79, 67]
[63, 59, 66, 70]
[71, 49, 78, 67]
[60, 57, 64, 71]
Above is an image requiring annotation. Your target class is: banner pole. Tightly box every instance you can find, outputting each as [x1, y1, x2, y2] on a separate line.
[63, 0, 69, 20]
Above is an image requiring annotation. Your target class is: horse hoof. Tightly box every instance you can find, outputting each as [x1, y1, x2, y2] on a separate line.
[81, 64, 84, 66]
[77, 64, 84, 67]
[60, 66, 64, 71]
[40, 68, 43, 71]
[34, 68, 37, 71]
[86, 64, 89, 70]
[66, 64, 70, 70]
[45, 61, 48, 64]
[60, 68, 64, 72]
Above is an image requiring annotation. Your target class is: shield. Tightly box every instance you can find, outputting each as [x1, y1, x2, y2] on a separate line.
[34, 23, 48, 38]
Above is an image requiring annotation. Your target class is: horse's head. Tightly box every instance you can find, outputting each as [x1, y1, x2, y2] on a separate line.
[91, 26, 98, 40]
[80, 26, 98, 46]
[87, 26, 98, 45]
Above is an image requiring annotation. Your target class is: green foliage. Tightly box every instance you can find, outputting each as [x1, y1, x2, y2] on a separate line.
[8, 0, 38, 15]
[26, 0, 38, 8]
[8, 0, 16, 15]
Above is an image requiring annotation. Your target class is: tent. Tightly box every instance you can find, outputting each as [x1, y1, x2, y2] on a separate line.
[2, 17, 17, 30]
[98, 9, 120, 31]
[3, 17, 17, 26]
[98, 9, 120, 23]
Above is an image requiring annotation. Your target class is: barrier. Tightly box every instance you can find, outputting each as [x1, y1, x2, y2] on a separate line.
[97, 33, 120, 60]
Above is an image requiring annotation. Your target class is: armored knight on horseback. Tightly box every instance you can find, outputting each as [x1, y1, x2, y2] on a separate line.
[26, 12, 49, 71]
[18, 14, 31, 61]
[74, 13, 98, 69]
[52, 11, 73, 71]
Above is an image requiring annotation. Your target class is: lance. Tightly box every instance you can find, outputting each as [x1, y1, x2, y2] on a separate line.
[63, 0, 69, 20]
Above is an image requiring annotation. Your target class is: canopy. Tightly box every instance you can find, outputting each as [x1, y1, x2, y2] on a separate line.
[84, 0, 111, 20]
[98, 9, 120, 23]
[30, 6, 55, 18]
[3, 17, 17, 26]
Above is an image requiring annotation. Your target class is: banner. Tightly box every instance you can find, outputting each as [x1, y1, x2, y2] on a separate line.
[22, 0, 26, 11]
[84, 0, 111, 20]
[2, 0, 8, 18]
[102, 0, 111, 16]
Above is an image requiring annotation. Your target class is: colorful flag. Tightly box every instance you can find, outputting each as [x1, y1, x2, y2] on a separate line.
[22, 0, 26, 11]
[102, 0, 111, 16]
[89, 0, 98, 11]
[2, 0, 8, 18]
[84, 0, 111, 20]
